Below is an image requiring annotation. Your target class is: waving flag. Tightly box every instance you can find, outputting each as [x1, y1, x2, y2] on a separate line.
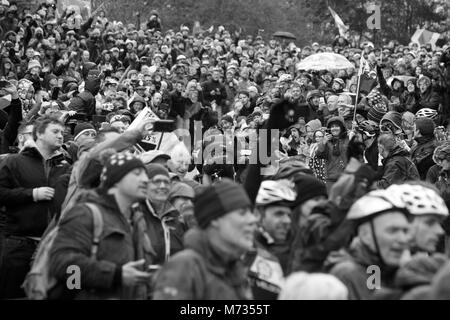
[358, 55, 371, 76]
[357, 55, 377, 94]
[411, 29, 441, 50]
[328, 6, 349, 37]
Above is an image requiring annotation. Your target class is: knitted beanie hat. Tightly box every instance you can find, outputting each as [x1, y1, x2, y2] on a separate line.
[73, 122, 96, 141]
[146, 163, 170, 180]
[100, 151, 146, 189]
[367, 104, 387, 124]
[194, 179, 251, 229]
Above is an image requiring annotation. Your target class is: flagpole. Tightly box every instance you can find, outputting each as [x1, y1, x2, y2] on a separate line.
[352, 74, 362, 131]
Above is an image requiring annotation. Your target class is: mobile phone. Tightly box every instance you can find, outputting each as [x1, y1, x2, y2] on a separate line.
[319, 97, 325, 104]
[153, 120, 175, 132]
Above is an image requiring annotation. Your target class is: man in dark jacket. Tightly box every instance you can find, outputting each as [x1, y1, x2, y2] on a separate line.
[411, 117, 436, 180]
[201, 68, 227, 108]
[153, 179, 256, 300]
[168, 80, 187, 120]
[68, 75, 101, 118]
[376, 132, 420, 189]
[0, 82, 22, 154]
[330, 189, 411, 300]
[417, 76, 442, 111]
[50, 152, 153, 299]
[0, 116, 72, 299]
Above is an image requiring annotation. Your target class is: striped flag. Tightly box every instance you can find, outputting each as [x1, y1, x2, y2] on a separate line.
[328, 6, 349, 37]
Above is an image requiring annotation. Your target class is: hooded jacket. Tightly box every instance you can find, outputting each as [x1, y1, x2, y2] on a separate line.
[0, 146, 71, 237]
[68, 76, 101, 117]
[377, 145, 420, 189]
[139, 199, 186, 265]
[316, 116, 349, 183]
[153, 228, 253, 300]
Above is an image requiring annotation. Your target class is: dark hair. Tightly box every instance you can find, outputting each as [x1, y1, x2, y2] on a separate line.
[32, 116, 64, 141]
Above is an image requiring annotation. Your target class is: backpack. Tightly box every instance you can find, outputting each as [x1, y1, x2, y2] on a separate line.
[22, 203, 104, 300]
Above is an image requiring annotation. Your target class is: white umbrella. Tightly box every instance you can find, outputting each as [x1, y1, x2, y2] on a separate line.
[296, 53, 355, 71]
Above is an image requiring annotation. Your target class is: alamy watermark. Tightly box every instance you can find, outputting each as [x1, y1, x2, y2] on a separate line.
[366, 265, 381, 290]
[366, 2, 381, 30]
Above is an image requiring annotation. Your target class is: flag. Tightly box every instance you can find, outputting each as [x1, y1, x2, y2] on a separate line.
[357, 55, 377, 95]
[358, 55, 371, 76]
[328, 6, 349, 37]
[411, 29, 441, 50]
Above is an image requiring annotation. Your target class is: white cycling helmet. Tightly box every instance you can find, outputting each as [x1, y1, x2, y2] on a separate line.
[256, 179, 297, 206]
[347, 189, 407, 221]
[415, 108, 438, 121]
[386, 184, 448, 217]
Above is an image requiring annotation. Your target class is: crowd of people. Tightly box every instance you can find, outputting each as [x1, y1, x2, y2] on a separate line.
[0, 0, 450, 300]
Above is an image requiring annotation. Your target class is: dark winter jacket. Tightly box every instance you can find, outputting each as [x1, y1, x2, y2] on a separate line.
[201, 79, 227, 106]
[49, 191, 152, 300]
[377, 146, 420, 189]
[0, 98, 22, 154]
[288, 201, 354, 274]
[68, 77, 101, 117]
[0, 146, 71, 237]
[168, 90, 187, 118]
[330, 238, 399, 300]
[316, 117, 349, 184]
[153, 228, 253, 300]
[139, 199, 186, 265]
[410, 137, 436, 180]
[417, 87, 442, 111]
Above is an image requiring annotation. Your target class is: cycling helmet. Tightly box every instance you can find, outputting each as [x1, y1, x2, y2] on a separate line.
[415, 108, 438, 121]
[386, 184, 448, 217]
[333, 78, 345, 88]
[433, 142, 450, 164]
[357, 119, 379, 137]
[256, 179, 297, 206]
[347, 189, 408, 221]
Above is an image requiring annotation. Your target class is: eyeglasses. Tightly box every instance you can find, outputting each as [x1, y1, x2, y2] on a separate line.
[150, 178, 171, 186]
